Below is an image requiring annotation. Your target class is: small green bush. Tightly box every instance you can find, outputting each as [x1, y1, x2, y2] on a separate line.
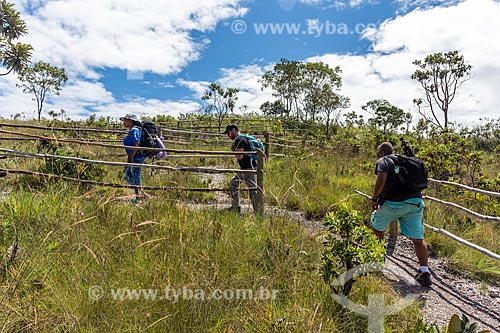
[321, 204, 385, 296]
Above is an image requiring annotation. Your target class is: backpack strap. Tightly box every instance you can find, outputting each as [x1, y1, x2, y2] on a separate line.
[382, 155, 396, 173]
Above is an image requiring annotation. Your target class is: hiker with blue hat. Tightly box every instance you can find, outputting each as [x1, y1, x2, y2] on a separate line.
[120, 114, 149, 203]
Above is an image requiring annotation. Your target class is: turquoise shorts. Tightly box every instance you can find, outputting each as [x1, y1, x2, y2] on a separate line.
[371, 198, 425, 239]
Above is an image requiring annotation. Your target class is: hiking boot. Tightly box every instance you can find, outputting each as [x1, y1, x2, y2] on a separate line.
[415, 270, 432, 287]
[227, 206, 241, 213]
[141, 192, 151, 200]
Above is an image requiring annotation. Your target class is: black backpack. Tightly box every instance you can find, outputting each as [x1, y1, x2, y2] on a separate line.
[383, 155, 429, 201]
[133, 121, 160, 158]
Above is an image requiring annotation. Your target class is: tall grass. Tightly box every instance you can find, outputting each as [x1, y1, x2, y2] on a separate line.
[265, 149, 500, 281]
[1, 122, 497, 331]
[0, 184, 427, 332]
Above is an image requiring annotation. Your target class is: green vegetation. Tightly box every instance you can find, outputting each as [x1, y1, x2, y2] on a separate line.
[0, 0, 33, 76]
[0, 181, 426, 332]
[16, 60, 69, 121]
[437, 314, 490, 333]
[0, 115, 499, 331]
[322, 205, 385, 296]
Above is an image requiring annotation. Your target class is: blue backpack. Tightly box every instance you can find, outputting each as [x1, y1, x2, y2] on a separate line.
[238, 134, 264, 161]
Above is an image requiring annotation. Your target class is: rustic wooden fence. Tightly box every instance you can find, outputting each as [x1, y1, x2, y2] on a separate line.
[0, 123, 269, 215]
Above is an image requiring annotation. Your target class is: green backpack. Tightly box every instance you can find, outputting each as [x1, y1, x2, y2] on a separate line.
[238, 134, 264, 161]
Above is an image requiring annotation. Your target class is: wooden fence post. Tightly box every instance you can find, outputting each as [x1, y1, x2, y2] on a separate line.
[256, 149, 265, 216]
[264, 131, 270, 158]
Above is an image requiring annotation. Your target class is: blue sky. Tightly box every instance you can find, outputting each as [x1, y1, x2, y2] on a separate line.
[1, 0, 499, 126]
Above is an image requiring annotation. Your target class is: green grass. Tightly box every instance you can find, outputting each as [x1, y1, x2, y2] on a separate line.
[265, 149, 500, 282]
[265, 152, 373, 218]
[1, 122, 498, 331]
[0, 184, 429, 332]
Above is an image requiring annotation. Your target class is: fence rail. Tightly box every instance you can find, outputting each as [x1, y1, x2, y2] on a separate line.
[0, 168, 250, 192]
[0, 129, 256, 156]
[429, 178, 500, 198]
[0, 148, 256, 174]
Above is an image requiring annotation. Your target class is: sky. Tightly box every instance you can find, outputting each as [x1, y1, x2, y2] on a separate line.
[1, 0, 499, 127]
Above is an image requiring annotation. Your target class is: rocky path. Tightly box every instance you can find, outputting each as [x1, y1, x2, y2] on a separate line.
[194, 172, 500, 332]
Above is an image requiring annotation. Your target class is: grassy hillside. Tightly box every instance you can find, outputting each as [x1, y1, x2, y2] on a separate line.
[0, 120, 498, 331]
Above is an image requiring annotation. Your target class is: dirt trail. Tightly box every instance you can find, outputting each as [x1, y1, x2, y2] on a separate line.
[193, 172, 500, 332]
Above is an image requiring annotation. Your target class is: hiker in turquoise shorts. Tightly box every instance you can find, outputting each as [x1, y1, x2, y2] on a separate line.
[371, 142, 432, 287]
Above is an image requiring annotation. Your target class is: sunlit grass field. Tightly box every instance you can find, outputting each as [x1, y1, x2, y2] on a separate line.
[0, 121, 498, 331]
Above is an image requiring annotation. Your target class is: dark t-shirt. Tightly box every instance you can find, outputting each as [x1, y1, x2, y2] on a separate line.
[234, 135, 257, 170]
[375, 154, 422, 201]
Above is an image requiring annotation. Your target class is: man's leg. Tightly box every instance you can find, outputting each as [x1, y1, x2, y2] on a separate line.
[371, 228, 385, 242]
[411, 238, 432, 286]
[229, 174, 241, 208]
[243, 173, 258, 213]
[410, 238, 429, 267]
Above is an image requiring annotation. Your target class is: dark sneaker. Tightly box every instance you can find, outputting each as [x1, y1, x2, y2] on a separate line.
[415, 270, 432, 286]
[227, 206, 241, 213]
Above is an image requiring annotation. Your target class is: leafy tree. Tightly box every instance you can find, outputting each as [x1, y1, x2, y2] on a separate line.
[261, 59, 349, 134]
[320, 92, 350, 138]
[260, 100, 286, 117]
[301, 62, 350, 137]
[344, 111, 364, 128]
[260, 58, 303, 119]
[363, 99, 405, 135]
[403, 112, 413, 134]
[201, 82, 239, 132]
[48, 109, 60, 120]
[17, 61, 68, 121]
[418, 129, 482, 182]
[411, 51, 472, 129]
[0, 0, 33, 76]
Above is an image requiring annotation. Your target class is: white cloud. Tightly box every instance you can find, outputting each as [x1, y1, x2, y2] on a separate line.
[178, 65, 273, 114]
[218, 0, 500, 125]
[177, 79, 211, 99]
[393, 0, 462, 13]
[1, 0, 246, 120]
[13, 0, 247, 78]
[219, 65, 273, 112]
[92, 99, 201, 121]
[0, 75, 199, 120]
[357, 0, 500, 124]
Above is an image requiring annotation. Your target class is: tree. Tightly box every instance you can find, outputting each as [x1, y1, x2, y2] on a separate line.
[363, 99, 405, 135]
[201, 82, 239, 132]
[411, 51, 472, 129]
[0, 0, 33, 76]
[403, 112, 413, 134]
[260, 58, 303, 119]
[261, 59, 350, 131]
[301, 62, 349, 133]
[17, 61, 68, 121]
[260, 100, 284, 117]
[320, 92, 350, 138]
